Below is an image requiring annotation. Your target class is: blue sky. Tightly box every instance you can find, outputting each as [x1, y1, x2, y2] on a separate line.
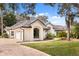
[35, 4, 66, 26]
[18, 3, 66, 26]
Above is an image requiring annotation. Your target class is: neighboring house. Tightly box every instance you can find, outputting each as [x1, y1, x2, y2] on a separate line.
[5, 16, 65, 41]
[53, 25, 66, 35]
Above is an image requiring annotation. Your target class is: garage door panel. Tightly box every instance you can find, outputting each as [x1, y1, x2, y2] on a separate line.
[15, 31, 23, 41]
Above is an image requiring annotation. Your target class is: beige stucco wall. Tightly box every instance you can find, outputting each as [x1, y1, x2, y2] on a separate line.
[23, 20, 46, 41]
[24, 28, 33, 41]
[43, 30, 47, 39]
[14, 28, 23, 41]
[7, 28, 23, 41]
[7, 20, 46, 41]
[31, 20, 45, 41]
[47, 24, 56, 36]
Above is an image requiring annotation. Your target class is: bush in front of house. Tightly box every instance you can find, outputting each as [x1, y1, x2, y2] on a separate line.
[71, 22, 79, 39]
[45, 32, 55, 39]
[2, 33, 9, 38]
[56, 31, 67, 38]
[72, 32, 79, 39]
[56, 31, 67, 40]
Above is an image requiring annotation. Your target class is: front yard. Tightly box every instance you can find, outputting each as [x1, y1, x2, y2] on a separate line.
[23, 40, 79, 56]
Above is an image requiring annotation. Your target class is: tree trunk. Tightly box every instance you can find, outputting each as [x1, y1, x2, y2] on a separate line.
[0, 9, 3, 37]
[66, 17, 71, 41]
[67, 26, 71, 41]
[1, 16, 3, 37]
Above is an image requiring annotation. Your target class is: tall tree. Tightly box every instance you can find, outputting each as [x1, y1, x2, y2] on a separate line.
[0, 3, 16, 36]
[9, 3, 36, 21]
[46, 3, 78, 40]
[57, 3, 79, 40]
[9, 3, 20, 15]
[3, 12, 16, 27]
[0, 4, 7, 37]
[22, 3, 36, 15]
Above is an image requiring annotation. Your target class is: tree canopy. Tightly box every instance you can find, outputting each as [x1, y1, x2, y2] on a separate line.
[3, 13, 16, 27]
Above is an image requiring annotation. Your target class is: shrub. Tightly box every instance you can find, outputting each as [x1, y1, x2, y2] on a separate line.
[70, 32, 79, 39]
[56, 31, 67, 38]
[74, 33, 79, 39]
[70, 33, 73, 38]
[46, 32, 55, 39]
[2, 33, 9, 38]
[71, 23, 79, 39]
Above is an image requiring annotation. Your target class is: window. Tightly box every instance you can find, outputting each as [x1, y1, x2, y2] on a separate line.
[11, 31, 14, 36]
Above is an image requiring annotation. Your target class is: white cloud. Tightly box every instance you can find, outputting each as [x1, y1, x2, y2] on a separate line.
[38, 12, 48, 16]
[50, 16, 66, 26]
[35, 14, 38, 17]
[52, 16, 61, 19]
[35, 12, 49, 17]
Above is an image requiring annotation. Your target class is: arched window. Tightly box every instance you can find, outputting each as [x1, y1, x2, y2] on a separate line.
[34, 28, 39, 38]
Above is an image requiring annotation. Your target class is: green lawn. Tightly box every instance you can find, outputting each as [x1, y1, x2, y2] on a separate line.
[23, 40, 79, 56]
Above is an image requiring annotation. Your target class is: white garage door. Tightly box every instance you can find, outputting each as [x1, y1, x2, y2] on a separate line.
[15, 31, 23, 41]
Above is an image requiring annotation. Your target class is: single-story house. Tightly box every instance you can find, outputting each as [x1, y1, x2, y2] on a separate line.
[5, 16, 65, 41]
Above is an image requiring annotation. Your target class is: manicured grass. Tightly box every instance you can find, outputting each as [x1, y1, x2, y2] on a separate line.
[23, 40, 79, 56]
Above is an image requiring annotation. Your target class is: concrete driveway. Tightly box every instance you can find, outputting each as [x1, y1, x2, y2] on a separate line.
[0, 38, 49, 56]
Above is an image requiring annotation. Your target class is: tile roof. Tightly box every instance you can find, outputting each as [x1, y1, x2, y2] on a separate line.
[53, 25, 65, 31]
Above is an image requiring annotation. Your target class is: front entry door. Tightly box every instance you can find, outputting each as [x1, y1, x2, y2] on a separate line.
[33, 28, 40, 40]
